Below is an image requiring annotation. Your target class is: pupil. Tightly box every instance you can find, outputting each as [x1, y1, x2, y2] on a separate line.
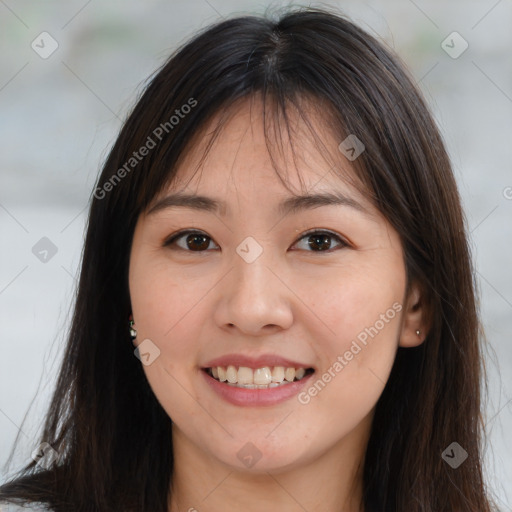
[309, 234, 330, 251]
[187, 234, 209, 251]
[184, 233, 332, 251]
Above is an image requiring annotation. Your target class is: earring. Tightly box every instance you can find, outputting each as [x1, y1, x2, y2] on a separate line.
[416, 329, 421, 337]
[129, 314, 137, 342]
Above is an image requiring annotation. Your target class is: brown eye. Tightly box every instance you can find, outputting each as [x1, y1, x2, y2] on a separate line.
[164, 229, 348, 254]
[164, 230, 218, 252]
[292, 230, 348, 253]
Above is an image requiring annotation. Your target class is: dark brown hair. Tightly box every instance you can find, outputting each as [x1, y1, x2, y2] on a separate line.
[0, 5, 498, 511]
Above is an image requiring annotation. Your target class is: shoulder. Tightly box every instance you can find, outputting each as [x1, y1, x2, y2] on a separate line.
[0, 502, 51, 511]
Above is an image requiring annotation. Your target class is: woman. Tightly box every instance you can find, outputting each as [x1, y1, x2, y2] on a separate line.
[0, 6, 498, 511]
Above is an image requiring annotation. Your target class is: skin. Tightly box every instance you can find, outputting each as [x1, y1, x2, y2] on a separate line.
[128, 95, 427, 512]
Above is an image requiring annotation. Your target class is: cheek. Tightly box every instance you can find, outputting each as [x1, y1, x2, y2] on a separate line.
[303, 258, 404, 342]
[130, 256, 209, 344]
[298, 255, 404, 404]
[130, 258, 207, 419]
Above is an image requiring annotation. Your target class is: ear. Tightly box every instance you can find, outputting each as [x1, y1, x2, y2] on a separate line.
[399, 281, 429, 348]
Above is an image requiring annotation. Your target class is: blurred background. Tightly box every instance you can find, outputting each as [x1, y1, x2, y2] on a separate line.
[0, 0, 511, 507]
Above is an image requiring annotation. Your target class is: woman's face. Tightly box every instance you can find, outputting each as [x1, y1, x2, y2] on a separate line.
[129, 97, 422, 474]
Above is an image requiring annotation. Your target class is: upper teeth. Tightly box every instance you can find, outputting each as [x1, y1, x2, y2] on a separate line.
[210, 366, 307, 385]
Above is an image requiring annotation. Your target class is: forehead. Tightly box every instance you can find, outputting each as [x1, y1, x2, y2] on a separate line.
[159, 95, 370, 212]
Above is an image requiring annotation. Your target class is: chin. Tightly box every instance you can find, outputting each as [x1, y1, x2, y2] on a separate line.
[208, 436, 313, 474]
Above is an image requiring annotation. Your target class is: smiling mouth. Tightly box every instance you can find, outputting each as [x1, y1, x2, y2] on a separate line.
[203, 365, 315, 389]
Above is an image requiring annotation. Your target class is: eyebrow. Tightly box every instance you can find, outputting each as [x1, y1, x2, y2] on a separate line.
[147, 191, 368, 217]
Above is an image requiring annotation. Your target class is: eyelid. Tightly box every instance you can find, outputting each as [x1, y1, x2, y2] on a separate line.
[163, 229, 217, 248]
[163, 228, 351, 252]
[297, 228, 350, 246]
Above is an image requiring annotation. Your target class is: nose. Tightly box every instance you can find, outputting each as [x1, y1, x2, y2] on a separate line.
[213, 240, 294, 336]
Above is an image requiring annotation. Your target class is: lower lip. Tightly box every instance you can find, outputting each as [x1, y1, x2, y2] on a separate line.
[201, 369, 314, 407]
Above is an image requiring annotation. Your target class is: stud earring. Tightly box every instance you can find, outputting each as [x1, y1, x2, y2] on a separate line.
[416, 329, 421, 337]
[129, 314, 137, 343]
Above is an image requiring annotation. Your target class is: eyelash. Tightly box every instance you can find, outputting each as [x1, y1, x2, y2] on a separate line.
[163, 228, 350, 254]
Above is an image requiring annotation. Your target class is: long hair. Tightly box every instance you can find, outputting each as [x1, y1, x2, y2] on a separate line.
[0, 6, 498, 511]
